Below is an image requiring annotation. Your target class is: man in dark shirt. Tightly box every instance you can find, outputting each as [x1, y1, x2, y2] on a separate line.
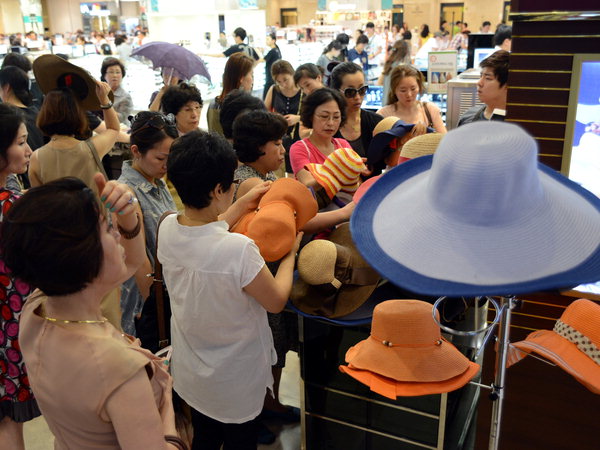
[458, 50, 509, 127]
[203, 27, 259, 60]
[347, 34, 369, 73]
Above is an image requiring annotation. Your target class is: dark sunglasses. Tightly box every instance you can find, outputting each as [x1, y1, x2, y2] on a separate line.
[341, 85, 369, 98]
[130, 113, 177, 135]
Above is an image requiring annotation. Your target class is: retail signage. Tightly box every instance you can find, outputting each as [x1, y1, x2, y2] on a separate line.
[239, 0, 258, 8]
[382, 0, 393, 9]
[318, 0, 327, 10]
[23, 15, 42, 23]
[427, 51, 457, 94]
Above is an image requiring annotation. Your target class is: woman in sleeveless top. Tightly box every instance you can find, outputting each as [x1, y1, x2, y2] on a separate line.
[376, 65, 447, 136]
[29, 81, 120, 196]
[1, 176, 185, 449]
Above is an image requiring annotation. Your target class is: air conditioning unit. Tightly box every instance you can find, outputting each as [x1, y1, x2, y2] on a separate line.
[446, 70, 484, 130]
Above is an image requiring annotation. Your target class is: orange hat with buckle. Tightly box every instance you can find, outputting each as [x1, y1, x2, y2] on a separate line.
[507, 298, 600, 394]
[305, 147, 366, 199]
[344, 300, 479, 383]
[231, 178, 317, 262]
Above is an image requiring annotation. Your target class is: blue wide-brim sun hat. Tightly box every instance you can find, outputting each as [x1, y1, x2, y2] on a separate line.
[351, 121, 600, 297]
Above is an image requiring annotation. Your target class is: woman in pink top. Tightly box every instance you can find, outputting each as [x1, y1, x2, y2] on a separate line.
[1, 176, 186, 450]
[290, 88, 351, 189]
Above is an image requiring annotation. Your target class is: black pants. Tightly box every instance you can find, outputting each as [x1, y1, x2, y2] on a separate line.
[191, 407, 257, 450]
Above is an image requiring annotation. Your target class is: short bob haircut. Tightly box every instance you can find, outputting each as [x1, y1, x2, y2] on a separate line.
[36, 88, 88, 137]
[329, 61, 363, 90]
[160, 82, 203, 116]
[0, 103, 24, 171]
[480, 50, 510, 87]
[100, 56, 126, 81]
[293, 63, 323, 86]
[1, 52, 32, 72]
[355, 34, 369, 46]
[270, 60, 294, 80]
[0, 66, 32, 106]
[300, 87, 347, 129]
[1, 177, 103, 296]
[387, 65, 425, 105]
[233, 110, 288, 163]
[233, 27, 247, 41]
[130, 111, 179, 154]
[220, 89, 266, 139]
[217, 52, 255, 103]
[167, 130, 238, 209]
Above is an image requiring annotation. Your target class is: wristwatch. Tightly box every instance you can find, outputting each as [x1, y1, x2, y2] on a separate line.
[99, 101, 113, 110]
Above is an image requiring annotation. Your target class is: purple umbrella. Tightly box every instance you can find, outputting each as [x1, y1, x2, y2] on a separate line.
[131, 41, 211, 82]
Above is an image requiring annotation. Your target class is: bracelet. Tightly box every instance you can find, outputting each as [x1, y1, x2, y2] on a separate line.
[99, 100, 113, 109]
[117, 213, 141, 240]
[164, 435, 187, 450]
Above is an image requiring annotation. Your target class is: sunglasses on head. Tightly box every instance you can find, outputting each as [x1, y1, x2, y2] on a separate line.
[130, 113, 177, 135]
[341, 85, 369, 98]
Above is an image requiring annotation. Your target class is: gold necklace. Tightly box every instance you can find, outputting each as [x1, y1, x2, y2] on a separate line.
[41, 314, 108, 324]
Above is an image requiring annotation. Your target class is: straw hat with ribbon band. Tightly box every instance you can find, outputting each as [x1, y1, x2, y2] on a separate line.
[343, 300, 479, 384]
[305, 147, 366, 200]
[231, 178, 317, 262]
[33, 54, 114, 111]
[290, 223, 380, 318]
[507, 299, 600, 394]
[399, 132, 444, 160]
[367, 117, 435, 167]
[351, 121, 600, 297]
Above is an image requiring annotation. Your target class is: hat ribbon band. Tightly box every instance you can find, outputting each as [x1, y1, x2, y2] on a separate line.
[369, 335, 444, 348]
[553, 320, 600, 365]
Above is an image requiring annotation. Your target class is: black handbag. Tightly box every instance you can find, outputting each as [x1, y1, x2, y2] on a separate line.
[134, 211, 175, 354]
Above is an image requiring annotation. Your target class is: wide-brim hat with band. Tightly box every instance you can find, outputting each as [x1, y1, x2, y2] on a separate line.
[344, 300, 479, 383]
[368, 117, 435, 166]
[305, 147, 366, 199]
[290, 223, 380, 318]
[351, 121, 600, 296]
[339, 362, 481, 398]
[507, 298, 600, 394]
[399, 132, 444, 160]
[33, 54, 114, 111]
[231, 178, 317, 262]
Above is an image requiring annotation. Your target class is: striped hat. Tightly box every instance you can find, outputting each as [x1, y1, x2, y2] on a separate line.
[305, 148, 367, 199]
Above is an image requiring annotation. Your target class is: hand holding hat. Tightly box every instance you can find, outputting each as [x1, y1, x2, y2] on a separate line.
[305, 148, 367, 200]
[231, 178, 317, 262]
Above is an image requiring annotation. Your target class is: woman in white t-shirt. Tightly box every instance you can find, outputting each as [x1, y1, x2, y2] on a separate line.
[158, 130, 301, 449]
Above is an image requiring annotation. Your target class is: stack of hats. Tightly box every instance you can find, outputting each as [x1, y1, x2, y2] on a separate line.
[291, 223, 380, 318]
[339, 300, 480, 398]
[508, 298, 600, 394]
[231, 178, 317, 262]
[305, 147, 366, 200]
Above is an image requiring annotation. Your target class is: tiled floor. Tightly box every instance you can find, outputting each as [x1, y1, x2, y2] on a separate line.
[23, 352, 301, 450]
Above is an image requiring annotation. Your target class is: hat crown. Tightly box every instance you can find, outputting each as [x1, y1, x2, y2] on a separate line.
[371, 300, 441, 346]
[427, 122, 544, 226]
[297, 240, 338, 284]
[561, 299, 600, 347]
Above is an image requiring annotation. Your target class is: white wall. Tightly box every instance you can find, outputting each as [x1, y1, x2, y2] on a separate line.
[0, 0, 25, 34]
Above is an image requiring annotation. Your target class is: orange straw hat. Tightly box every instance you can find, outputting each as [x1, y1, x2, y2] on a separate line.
[339, 362, 481, 398]
[399, 133, 444, 160]
[344, 300, 480, 383]
[290, 223, 380, 318]
[231, 178, 317, 261]
[305, 147, 366, 199]
[508, 299, 600, 394]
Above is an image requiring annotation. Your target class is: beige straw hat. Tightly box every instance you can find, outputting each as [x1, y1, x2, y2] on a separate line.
[399, 133, 444, 159]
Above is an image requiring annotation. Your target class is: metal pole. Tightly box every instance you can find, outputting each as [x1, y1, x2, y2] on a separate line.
[488, 296, 515, 450]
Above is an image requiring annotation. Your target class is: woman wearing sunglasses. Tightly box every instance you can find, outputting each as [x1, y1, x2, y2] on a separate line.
[329, 62, 383, 158]
[1, 176, 186, 450]
[117, 111, 179, 337]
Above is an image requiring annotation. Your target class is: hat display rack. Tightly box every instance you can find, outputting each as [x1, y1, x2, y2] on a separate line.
[350, 121, 600, 449]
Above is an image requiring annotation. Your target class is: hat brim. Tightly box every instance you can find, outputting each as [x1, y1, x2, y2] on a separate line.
[510, 331, 600, 394]
[345, 335, 472, 382]
[339, 362, 480, 398]
[350, 156, 600, 296]
[33, 54, 113, 111]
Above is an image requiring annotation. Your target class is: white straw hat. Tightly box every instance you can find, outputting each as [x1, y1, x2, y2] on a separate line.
[350, 121, 600, 296]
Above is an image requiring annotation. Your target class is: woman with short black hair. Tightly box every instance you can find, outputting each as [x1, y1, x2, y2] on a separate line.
[160, 83, 203, 136]
[100, 57, 132, 124]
